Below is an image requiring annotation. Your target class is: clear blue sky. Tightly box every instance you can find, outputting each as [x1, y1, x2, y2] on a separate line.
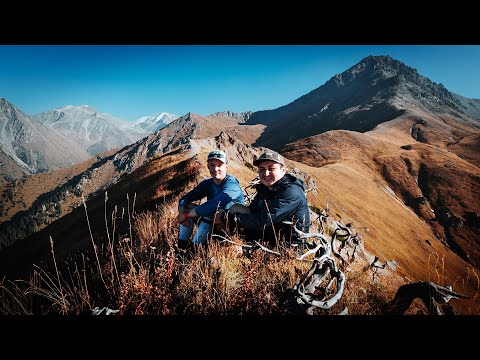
[0, 45, 479, 121]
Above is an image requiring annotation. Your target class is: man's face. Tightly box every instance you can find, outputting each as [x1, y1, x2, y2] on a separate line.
[208, 159, 227, 183]
[258, 160, 286, 188]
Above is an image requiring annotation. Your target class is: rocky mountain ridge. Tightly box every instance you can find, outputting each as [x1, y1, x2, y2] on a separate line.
[0, 98, 91, 179]
[0, 100, 179, 184]
[246, 55, 480, 149]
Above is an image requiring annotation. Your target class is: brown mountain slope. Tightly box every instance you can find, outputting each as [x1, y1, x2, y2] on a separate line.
[0, 148, 194, 279]
[0, 150, 29, 187]
[282, 118, 480, 271]
[186, 112, 264, 146]
[368, 110, 480, 267]
[291, 158, 478, 312]
[0, 149, 119, 225]
[446, 133, 480, 168]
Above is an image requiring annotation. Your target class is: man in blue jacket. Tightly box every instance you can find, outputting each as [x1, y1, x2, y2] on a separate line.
[177, 150, 245, 250]
[216, 151, 310, 247]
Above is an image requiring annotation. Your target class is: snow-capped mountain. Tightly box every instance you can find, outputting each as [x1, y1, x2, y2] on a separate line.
[33, 105, 144, 155]
[129, 112, 179, 134]
[0, 98, 91, 181]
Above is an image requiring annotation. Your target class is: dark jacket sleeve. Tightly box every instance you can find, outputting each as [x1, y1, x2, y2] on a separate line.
[236, 184, 305, 231]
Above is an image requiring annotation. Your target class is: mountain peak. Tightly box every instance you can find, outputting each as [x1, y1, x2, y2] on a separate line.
[323, 55, 459, 110]
[0, 98, 22, 115]
[356, 54, 416, 74]
[328, 55, 421, 87]
[57, 105, 97, 114]
[130, 112, 179, 134]
[247, 54, 480, 149]
[361, 54, 395, 64]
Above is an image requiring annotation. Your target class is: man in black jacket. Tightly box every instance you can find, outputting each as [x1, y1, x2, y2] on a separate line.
[216, 151, 310, 247]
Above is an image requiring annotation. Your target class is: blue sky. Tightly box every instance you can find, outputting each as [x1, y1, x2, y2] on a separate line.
[0, 45, 479, 121]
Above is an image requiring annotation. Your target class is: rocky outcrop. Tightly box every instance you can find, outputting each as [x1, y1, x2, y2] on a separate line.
[211, 111, 252, 123]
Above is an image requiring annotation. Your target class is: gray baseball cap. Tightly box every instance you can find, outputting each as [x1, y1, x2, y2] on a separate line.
[207, 150, 228, 164]
[253, 151, 285, 166]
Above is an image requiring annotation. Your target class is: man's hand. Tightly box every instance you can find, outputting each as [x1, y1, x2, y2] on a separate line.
[178, 206, 198, 226]
[177, 212, 190, 226]
[177, 206, 191, 226]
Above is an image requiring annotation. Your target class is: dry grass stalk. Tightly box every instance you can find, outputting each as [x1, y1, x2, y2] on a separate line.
[82, 195, 108, 292]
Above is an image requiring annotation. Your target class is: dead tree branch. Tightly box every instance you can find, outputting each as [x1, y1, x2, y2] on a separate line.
[211, 234, 280, 256]
[371, 256, 386, 269]
[285, 221, 346, 314]
[253, 241, 281, 256]
[89, 306, 119, 315]
[328, 221, 362, 265]
[316, 207, 330, 235]
[243, 178, 260, 206]
[293, 257, 345, 310]
[370, 255, 387, 282]
[212, 234, 254, 248]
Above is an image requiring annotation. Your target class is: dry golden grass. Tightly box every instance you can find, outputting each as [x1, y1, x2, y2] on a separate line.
[2, 191, 477, 316]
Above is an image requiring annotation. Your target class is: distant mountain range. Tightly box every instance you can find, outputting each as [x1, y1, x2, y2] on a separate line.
[0, 99, 91, 181]
[0, 100, 177, 184]
[0, 55, 478, 312]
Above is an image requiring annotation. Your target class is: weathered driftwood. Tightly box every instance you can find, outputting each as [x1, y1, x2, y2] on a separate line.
[212, 234, 281, 256]
[286, 223, 346, 313]
[293, 257, 346, 310]
[285, 220, 470, 315]
[330, 221, 361, 263]
[254, 240, 281, 256]
[371, 256, 386, 269]
[242, 178, 261, 206]
[316, 207, 330, 235]
[383, 281, 470, 315]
